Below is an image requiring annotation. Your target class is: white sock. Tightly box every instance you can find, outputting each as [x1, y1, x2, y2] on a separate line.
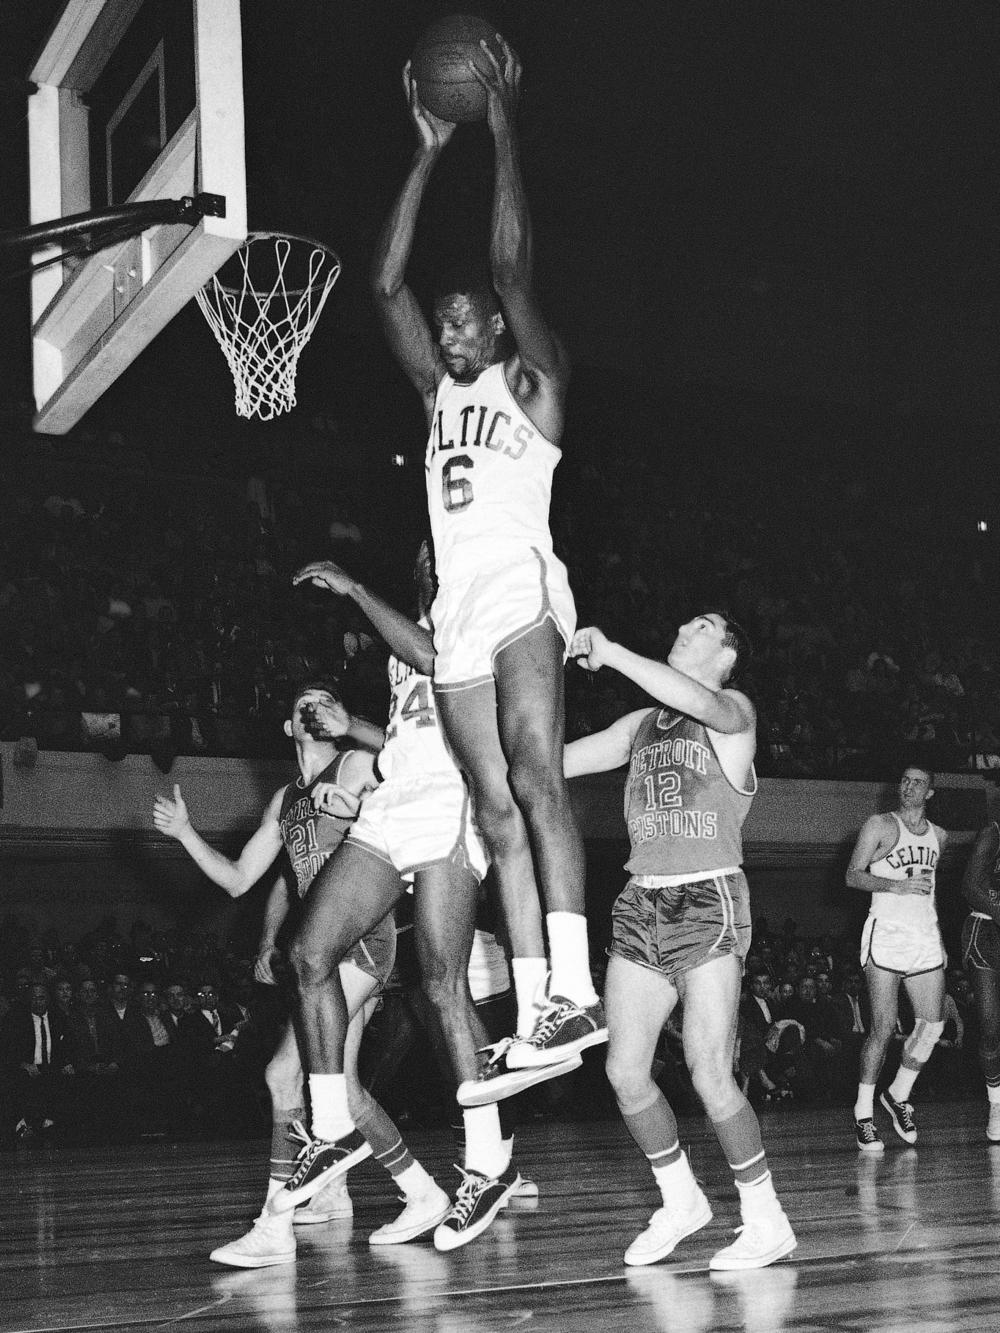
[394, 1159, 436, 1200]
[651, 1151, 700, 1207]
[512, 956, 548, 1037]
[463, 1105, 509, 1178]
[888, 1067, 918, 1103]
[854, 1083, 876, 1120]
[988, 1084, 1000, 1105]
[546, 912, 599, 1007]
[308, 1073, 354, 1142]
[736, 1171, 781, 1222]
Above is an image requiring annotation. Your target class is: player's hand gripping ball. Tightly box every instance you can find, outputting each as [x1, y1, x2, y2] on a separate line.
[410, 13, 506, 122]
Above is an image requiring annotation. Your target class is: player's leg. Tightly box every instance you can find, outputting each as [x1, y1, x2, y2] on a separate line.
[338, 984, 450, 1245]
[881, 966, 945, 1144]
[210, 1017, 304, 1268]
[856, 961, 900, 1151]
[680, 955, 795, 1270]
[604, 953, 713, 1265]
[972, 965, 1000, 1139]
[287, 841, 403, 1073]
[493, 621, 600, 1013]
[434, 680, 548, 1037]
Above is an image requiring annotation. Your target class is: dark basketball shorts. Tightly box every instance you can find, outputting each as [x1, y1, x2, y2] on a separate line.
[962, 913, 1000, 973]
[345, 911, 397, 987]
[610, 870, 752, 982]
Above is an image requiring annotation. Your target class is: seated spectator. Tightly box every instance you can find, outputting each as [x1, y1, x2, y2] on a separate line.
[1, 983, 74, 1141]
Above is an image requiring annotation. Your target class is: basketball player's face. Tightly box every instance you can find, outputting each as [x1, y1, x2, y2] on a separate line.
[668, 614, 733, 682]
[289, 690, 348, 743]
[899, 768, 932, 808]
[433, 293, 498, 380]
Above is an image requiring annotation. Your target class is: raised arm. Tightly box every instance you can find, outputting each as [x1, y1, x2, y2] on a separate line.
[292, 558, 435, 676]
[371, 65, 455, 417]
[564, 709, 652, 779]
[571, 626, 752, 736]
[963, 822, 1000, 925]
[152, 783, 283, 898]
[473, 39, 569, 405]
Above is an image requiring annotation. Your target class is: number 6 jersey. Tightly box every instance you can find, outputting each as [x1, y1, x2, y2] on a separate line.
[426, 362, 561, 586]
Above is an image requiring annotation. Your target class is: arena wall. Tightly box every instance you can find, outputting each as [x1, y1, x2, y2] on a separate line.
[0, 744, 987, 948]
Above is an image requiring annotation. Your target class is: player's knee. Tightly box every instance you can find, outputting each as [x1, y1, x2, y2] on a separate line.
[287, 935, 337, 991]
[902, 1018, 944, 1067]
[605, 1051, 654, 1109]
[506, 749, 566, 819]
[420, 951, 465, 1012]
[687, 1055, 735, 1115]
[473, 787, 524, 853]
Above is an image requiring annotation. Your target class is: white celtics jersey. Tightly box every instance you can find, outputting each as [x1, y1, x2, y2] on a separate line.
[426, 361, 561, 585]
[868, 812, 941, 926]
[378, 640, 458, 782]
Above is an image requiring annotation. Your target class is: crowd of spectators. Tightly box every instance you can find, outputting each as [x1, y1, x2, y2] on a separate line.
[2, 906, 983, 1151]
[0, 912, 276, 1149]
[3, 413, 1000, 781]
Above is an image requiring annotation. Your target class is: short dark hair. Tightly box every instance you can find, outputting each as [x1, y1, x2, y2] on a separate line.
[904, 764, 935, 787]
[291, 678, 342, 712]
[432, 264, 499, 314]
[703, 610, 753, 683]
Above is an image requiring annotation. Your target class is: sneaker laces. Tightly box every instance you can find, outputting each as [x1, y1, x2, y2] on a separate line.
[477, 1036, 514, 1069]
[288, 1120, 313, 1154]
[524, 997, 573, 1047]
[448, 1166, 487, 1225]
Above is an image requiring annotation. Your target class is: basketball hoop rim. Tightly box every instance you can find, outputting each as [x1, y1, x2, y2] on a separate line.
[206, 229, 341, 300]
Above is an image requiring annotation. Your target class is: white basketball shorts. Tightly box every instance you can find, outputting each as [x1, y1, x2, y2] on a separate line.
[860, 914, 946, 976]
[346, 770, 488, 885]
[431, 546, 577, 691]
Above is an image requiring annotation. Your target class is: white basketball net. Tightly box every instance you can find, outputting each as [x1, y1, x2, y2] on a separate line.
[195, 233, 341, 420]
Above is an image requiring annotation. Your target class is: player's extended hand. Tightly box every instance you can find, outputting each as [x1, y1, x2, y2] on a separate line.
[403, 61, 456, 154]
[312, 781, 365, 819]
[570, 626, 613, 672]
[152, 783, 192, 840]
[254, 945, 281, 986]
[468, 35, 521, 136]
[292, 559, 354, 597]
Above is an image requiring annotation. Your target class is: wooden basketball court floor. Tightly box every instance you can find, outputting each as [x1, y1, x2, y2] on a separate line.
[5, 1099, 1000, 1333]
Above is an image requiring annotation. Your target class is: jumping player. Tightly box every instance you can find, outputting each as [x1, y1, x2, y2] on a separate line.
[847, 766, 948, 1152]
[277, 550, 566, 1250]
[565, 619, 796, 1270]
[152, 683, 446, 1265]
[961, 805, 1000, 1142]
[370, 38, 604, 1078]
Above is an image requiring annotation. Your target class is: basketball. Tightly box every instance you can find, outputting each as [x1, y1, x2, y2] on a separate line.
[410, 14, 506, 123]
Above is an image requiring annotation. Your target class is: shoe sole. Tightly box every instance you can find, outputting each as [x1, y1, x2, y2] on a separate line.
[504, 1027, 609, 1071]
[433, 1178, 519, 1251]
[369, 1200, 451, 1246]
[293, 1205, 354, 1224]
[708, 1231, 796, 1271]
[457, 1054, 583, 1106]
[623, 1199, 713, 1267]
[272, 1142, 373, 1213]
[209, 1246, 296, 1269]
[879, 1094, 917, 1145]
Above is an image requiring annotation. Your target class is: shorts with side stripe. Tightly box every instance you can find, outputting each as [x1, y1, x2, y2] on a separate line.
[293, 884, 396, 988]
[962, 914, 1000, 973]
[860, 915, 946, 976]
[609, 870, 752, 982]
[346, 771, 488, 885]
[431, 547, 576, 691]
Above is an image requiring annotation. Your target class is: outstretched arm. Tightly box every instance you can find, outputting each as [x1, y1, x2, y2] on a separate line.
[571, 626, 752, 736]
[565, 709, 652, 779]
[371, 64, 455, 416]
[152, 784, 283, 897]
[473, 39, 569, 397]
[293, 558, 435, 675]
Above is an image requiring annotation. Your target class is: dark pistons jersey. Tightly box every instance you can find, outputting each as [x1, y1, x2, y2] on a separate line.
[972, 821, 1000, 919]
[278, 752, 357, 897]
[624, 708, 756, 878]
